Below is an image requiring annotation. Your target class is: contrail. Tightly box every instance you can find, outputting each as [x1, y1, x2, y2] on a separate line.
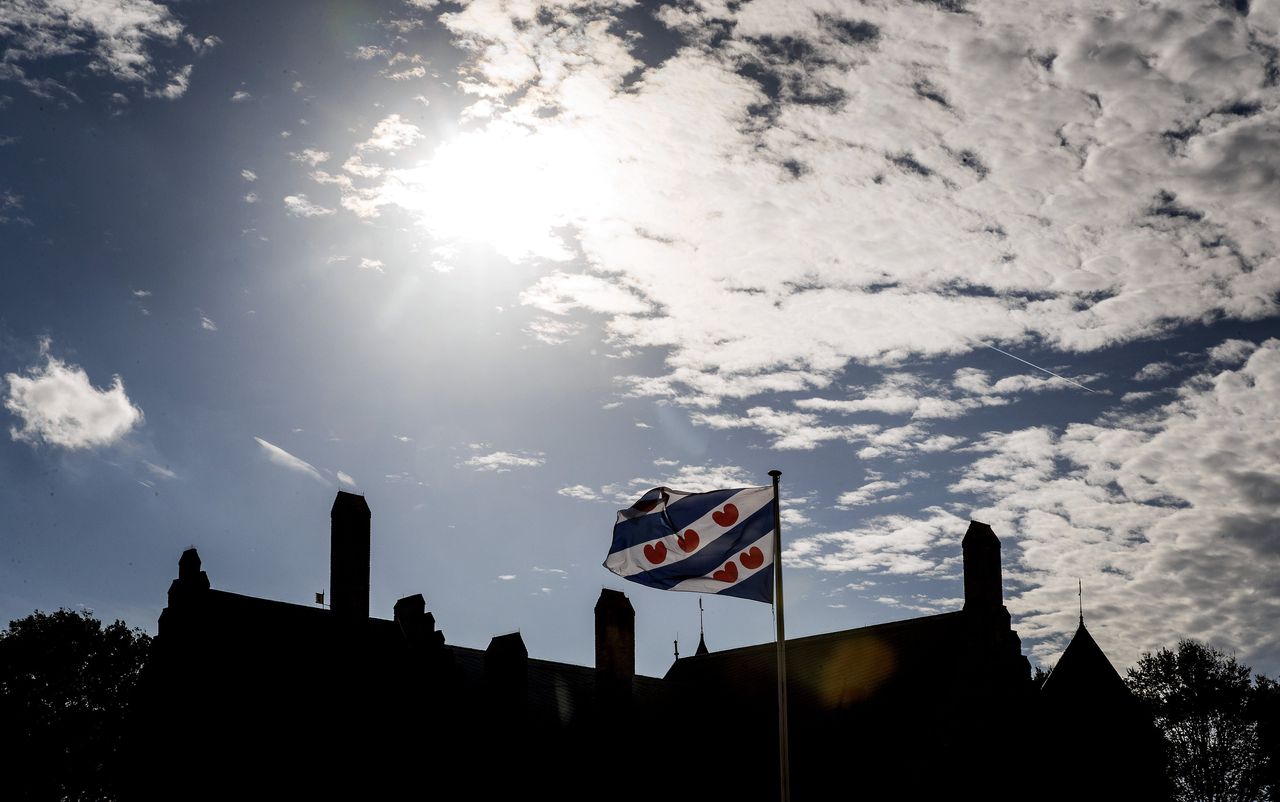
[982, 343, 1097, 393]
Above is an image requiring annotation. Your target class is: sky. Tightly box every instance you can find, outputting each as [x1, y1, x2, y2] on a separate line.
[1, 0, 1278, 681]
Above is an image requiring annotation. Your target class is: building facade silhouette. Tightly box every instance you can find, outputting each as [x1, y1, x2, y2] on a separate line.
[142, 491, 1163, 800]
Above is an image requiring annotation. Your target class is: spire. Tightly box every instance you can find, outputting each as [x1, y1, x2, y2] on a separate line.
[1078, 579, 1084, 627]
[695, 598, 709, 655]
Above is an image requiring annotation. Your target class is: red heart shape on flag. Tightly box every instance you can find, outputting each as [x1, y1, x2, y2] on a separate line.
[712, 503, 739, 528]
[712, 561, 738, 583]
[740, 546, 764, 570]
[677, 529, 700, 553]
[643, 542, 667, 564]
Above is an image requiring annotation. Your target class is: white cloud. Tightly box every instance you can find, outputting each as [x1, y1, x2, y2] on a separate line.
[1208, 338, 1257, 365]
[243, 192, 258, 204]
[1133, 361, 1175, 382]
[463, 450, 546, 472]
[290, 148, 330, 166]
[230, 90, 251, 102]
[811, 339, 1280, 673]
[558, 484, 601, 502]
[241, 169, 257, 182]
[786, 506, 967, 576]
[357, 114, 423, 153]
[4, 349, 143, 449]
[253, 437, 327, 484]
[322, 0, 1280, 408]
[132, 289, 151, 298]
[498, 574, 516, 580]
[524, 316, 584, 345]
[199, 315, 217, 331]
[358, 257, 384, 273]
[0, 0, 190, 95]
[147, 64, 192, 100]
[143, 460, 176, 480]
[336, 470, 356, 487]
[283, 194, 335, 217]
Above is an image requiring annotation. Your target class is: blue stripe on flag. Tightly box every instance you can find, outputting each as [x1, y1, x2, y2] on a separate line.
[608, 488, 742, 554]
[623, 502, 774, 589]
[716, 564, 773, 603]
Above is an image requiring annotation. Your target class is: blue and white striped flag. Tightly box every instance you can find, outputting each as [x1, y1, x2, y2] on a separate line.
[605, 486, 776, 603]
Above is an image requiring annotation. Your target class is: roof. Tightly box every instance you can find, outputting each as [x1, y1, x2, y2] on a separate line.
[666, 611, 975, 711]
[1041, 621, 1133, 703]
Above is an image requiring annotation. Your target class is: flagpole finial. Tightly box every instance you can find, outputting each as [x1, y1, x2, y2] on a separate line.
[769, 469, 782, 478]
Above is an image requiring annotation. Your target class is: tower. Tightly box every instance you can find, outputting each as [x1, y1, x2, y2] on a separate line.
[330, 491, 371, 622]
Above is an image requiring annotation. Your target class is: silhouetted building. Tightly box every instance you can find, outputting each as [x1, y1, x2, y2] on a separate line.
[142, 492, 1161, 800]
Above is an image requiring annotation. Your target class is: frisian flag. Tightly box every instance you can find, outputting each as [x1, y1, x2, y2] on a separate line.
[604, 485, 775, 603]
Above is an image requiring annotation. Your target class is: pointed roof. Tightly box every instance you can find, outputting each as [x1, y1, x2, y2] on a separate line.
[1041, 621, 1132, 704]
[695, 632, 709, 656]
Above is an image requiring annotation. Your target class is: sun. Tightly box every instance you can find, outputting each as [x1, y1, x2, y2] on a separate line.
[389, 119, 609, 264]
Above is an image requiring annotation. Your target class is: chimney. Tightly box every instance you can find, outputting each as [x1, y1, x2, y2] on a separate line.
[962, 520, 1003, 611]
[330, 491, 371, 622]
[485, 632, 528, 714]
[594, 589, 635, 711]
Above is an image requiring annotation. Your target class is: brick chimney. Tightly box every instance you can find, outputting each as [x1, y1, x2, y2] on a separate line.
[594, 588, 634, 712]
[330, 491, 370, 622]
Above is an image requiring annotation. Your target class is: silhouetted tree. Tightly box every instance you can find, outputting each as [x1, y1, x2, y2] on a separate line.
[0, 609, 151, 801]
[1127, 639, 1273, 802]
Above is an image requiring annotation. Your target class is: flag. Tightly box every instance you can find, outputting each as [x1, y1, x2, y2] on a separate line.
[605, 485, 776, 603]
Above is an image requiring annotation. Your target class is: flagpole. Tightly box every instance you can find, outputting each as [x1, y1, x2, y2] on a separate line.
[770, 469, 791, 802]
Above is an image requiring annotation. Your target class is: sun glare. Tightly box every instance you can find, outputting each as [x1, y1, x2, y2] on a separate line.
[392, 121, 608, 264]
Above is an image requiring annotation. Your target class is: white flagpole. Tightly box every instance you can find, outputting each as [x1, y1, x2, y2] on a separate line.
[770, 469, 791, 802]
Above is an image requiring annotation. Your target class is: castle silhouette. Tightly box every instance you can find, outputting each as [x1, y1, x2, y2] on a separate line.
[141, 491, 1164, 800]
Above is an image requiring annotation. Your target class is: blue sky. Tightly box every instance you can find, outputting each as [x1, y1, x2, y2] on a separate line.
[2, 0, 1279, 679]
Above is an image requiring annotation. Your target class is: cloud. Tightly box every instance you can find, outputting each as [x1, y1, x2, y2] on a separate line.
[498, 574, 516, 581]
[358, 257, 384, 273]
[132, 289, 151, 298]
[290, 148, 330, 166]
[357, 114, 423, 153]
[1208, 338, 1257, 365]
[147, 64, 192, 100]
[143, 460, 176, 480]
[4, 348, 143, 449]
[525, 316, 583, 345]
[0, 0, 192, 96]
[835, 477, 915, 508]
[560, 463, 760, 506]
[786, 506, 968, 576]
[323, 0, 1280, 408]
[241, 169, 257, 182]
[462, 450, 546, 472]
[336, 470, 356, 487]
[283, 194, 335, 217]
[253, 437, 326, 484]
[199, 314, 217, 331]
[802, 339, 1280, 672]
[243, 192, 258, 204]
[230, 90, 251, 102]
[1133, 361, 1175, 381]
[558, 484, 601, 502]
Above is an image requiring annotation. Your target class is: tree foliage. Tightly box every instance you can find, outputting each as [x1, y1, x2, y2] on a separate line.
[1127, 639, 1275, 802]
[0, 609, 151, 802]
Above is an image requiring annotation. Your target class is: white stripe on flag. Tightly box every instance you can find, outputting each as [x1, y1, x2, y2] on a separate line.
[604, 486, 773, 577]
[668, 534, 775, 593]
